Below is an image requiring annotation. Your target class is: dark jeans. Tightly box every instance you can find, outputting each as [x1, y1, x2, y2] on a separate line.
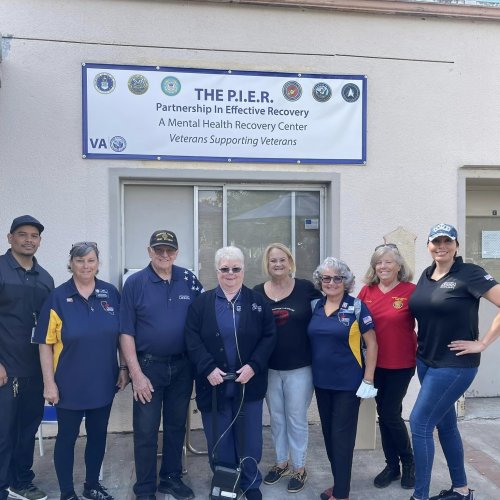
[410, 359, 478, 500]
[132, 354, 193, 497]
[374, 366, 415, 469]
[54, 404, 112, 497]
[315, 387, 360, 500]
[201, 393, 263, 492]
[0, 375, 44, 500]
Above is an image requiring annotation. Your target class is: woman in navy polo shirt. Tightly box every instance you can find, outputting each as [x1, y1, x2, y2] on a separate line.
[34, 242, 127, 500]
[408, 224, 500, 500]
[308, 257, 378, 500]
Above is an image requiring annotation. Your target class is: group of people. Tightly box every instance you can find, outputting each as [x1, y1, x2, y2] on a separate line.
[1, 215, 499, 500]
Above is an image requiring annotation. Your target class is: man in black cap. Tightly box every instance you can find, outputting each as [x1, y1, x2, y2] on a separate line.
[0, 215, 54, 500]
[120, 230, 203, 500]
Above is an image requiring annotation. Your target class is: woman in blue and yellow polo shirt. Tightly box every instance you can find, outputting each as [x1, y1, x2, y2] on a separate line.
[308, 257, 378, 500]
[34, 242, 127, 500]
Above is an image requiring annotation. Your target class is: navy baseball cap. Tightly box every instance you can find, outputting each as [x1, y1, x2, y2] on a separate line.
[149, 230, 178, 250]
[10, 215, 44, 234]
[428, 223, 458, 242]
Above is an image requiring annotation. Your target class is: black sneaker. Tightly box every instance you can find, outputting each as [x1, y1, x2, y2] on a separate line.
[158, 476, 194, 500]
[82, 483, 114, 500]
[8, 484, 48, 500]
[401, 462, 415, 489]
[429, 488, 474, 500]
[263, 464, 290, 484]
[287, 470, 307, 493]
[373, 465, 401, 488]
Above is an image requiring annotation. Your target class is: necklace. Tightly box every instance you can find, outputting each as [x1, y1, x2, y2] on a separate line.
[267, 278, 294, 302]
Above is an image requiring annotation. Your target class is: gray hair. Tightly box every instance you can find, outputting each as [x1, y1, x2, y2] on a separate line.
[68, 242, 99, 272]
[214, 246, 245, 269]
[313, 257, 355, 293]
[363, 246, 413, 285]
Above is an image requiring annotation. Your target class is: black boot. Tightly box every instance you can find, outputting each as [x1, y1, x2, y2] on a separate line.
[373, 465, 401, 488]
[401, 462, 415, 489]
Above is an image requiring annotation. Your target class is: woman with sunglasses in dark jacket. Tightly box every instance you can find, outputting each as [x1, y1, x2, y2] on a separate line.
[358, 243, 417, 491]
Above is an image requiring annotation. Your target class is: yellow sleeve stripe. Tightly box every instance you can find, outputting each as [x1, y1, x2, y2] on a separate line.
[46, 309, 64, 373]
[349, 320, 363, 367]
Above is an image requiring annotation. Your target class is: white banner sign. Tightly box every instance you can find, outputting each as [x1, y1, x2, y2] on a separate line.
[82, 63, 366, 164]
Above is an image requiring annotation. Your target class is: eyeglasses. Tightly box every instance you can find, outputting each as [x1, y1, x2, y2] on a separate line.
[152, 246, 177, 256]
[320, 275, 345, 284]
[218, 267, 243, 274]
[374, 243, 399, 252]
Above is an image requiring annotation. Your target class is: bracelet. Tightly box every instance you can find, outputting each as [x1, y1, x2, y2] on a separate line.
[119, 365, 129, 371]
[362, 379, 373, 385]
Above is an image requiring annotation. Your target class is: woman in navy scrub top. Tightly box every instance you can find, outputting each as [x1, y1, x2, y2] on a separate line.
[308, 257, 378, 500]
[408, 224, 500, 500]
[35, 242, 127, 500]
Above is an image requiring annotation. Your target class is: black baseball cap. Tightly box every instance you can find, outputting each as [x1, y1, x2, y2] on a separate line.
[149, 230, 178, 250]
[10, 215, 44, 234]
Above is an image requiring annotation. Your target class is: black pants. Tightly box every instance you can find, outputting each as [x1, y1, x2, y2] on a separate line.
[0, 376, 44, 500]
[54, 404, 112, 497]
[374, 366, 415, 469]
[132, 355, 193, 497]
[315, 387, 360, 499]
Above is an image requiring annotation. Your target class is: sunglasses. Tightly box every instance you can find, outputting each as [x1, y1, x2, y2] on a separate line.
[374, 243, 399, 252]
[218, 267, 243, 274]
[72, 241, 97, 249]
[320, 275, 345, 284]
[152, 246, 177, 256]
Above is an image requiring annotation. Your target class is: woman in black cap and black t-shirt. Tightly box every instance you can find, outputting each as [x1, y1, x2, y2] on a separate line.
[408, 223, 500, 500]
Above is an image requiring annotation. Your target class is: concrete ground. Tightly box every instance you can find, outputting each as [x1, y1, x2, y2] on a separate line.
[27, 395, 500, 500]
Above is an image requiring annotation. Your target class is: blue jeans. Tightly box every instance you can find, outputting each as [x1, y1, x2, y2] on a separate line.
[54, 404, 112, 497]
[0, 376, 44, 500]
[265, 366, 313, 469]
[132, 354, 193, 497]
[409, 359, 478, 500]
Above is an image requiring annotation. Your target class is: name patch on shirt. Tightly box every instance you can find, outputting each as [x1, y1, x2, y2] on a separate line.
[178, 294, 191, 300]
[440, 281, 456, 289]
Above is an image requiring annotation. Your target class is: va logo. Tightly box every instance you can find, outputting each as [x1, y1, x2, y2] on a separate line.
[89, 136, 127, 152]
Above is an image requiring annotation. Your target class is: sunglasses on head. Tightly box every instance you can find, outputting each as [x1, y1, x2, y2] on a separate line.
[374, 243, 399, 252]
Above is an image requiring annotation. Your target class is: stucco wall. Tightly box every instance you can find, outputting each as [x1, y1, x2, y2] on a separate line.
[1, 0, 500, 409]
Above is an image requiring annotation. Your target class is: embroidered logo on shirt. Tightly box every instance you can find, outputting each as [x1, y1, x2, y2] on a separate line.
[484, 274, 495, 281]
[392, 297, 406, 309]
[440, 282, 456, 289]
[251, 303, 262, 312]
[101, 301, 115, 315]
[95, 289, 109, 298]
[178, 294, 191, 300]
[66, 297, 73, 303]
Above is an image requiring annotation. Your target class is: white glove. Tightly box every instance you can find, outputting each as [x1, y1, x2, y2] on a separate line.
[356, 380, 378, 399]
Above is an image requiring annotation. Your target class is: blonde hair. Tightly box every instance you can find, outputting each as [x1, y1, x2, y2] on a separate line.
[261, 243, 296, 276]
[363, 246, 413, 285]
